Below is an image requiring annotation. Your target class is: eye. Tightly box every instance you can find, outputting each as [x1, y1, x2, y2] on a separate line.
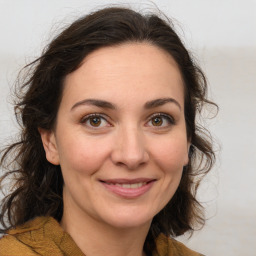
[81, 114, 110, 128]
[146, 113, 175, 128]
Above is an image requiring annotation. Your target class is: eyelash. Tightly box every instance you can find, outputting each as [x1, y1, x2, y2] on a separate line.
[146, 113, 175, 127]
[80, 112, 175, 129]
[80, 113, 110, 129]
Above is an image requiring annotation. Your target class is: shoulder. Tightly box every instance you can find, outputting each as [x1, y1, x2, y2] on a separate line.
[154, 233, 204, 256]
[0, 216, 65, 256]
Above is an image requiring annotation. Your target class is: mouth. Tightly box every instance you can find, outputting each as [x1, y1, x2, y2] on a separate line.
[105, 182, 147, 189]
[99, 178, 156, 198]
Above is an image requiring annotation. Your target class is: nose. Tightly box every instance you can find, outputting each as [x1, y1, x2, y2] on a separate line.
[110, 126, 149, 170]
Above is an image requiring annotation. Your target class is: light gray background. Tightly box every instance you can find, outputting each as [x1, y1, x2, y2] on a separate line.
[0, 1, 255, 255]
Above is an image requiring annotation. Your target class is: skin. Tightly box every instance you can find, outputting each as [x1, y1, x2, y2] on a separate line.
[40, 42, 190, 256]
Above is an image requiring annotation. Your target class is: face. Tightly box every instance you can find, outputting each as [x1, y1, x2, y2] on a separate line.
[41, 43, 190, 230]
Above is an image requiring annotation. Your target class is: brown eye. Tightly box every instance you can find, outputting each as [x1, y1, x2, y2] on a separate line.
[81, 114, 110, 129]
[152, 116, 163, 126]
[147, 113, 175, 128]
[89, 117, 102, 127]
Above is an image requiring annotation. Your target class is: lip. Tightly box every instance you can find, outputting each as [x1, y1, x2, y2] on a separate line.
[99, 178, 156, 199]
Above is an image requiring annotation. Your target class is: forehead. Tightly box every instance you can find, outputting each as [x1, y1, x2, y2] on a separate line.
[62, 42, 184, 108]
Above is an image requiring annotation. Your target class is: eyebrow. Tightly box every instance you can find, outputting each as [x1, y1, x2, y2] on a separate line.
[71, 99, 116, 111]
[144, 98, 181, 110]
[71, 97, 181, 111]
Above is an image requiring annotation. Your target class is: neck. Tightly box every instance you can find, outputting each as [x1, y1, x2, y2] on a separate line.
[60, 202, 150, 256]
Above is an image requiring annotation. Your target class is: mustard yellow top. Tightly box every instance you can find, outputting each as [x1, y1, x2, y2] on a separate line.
[0, 217, 202, 256]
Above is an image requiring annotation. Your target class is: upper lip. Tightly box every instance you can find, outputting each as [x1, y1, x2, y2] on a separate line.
[99, 178, 156, 184]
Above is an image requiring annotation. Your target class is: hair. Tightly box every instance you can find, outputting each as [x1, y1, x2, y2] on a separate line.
[0, 6, 217, 253]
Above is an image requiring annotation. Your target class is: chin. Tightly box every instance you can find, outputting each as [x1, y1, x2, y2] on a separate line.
[99, 207, 155, 230]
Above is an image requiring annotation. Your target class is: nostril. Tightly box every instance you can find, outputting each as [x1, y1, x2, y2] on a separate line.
[110, 133, 149, 169]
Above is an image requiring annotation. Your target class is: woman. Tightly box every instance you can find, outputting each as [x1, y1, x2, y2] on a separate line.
[0, 6, 216, 256]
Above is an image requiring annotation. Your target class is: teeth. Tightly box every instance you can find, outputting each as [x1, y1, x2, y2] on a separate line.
[122, 184, 131, 188]
[130, 183, 143, 188]
[107, 182, 147, 188]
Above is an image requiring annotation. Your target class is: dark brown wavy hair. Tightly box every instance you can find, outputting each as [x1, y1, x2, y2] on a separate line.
[0, 6, 216, 253]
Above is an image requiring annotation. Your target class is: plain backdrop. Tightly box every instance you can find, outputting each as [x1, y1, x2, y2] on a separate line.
[0, 1, 256, 255]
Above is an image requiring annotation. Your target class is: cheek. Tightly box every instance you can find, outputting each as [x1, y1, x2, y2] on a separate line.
[57, 134, 111, 175]
[150, 137, 187, 211]
[151, 136, 188, 172]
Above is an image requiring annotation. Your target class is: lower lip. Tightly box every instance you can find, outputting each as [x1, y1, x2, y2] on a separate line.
[101, 181, 155, 198]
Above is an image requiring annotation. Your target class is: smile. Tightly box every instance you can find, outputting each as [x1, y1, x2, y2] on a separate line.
[105, 182, 147, 189]
[100, 179, 156, 198]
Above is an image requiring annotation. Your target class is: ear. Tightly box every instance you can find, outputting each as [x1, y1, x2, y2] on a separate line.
[38, 128, 60, 165]
[184, 141, 191, 166]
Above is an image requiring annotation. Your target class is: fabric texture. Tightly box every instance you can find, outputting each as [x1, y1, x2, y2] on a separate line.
[0, 216, 202, 256]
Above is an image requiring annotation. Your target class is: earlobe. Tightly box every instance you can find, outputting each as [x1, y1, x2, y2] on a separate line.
[184, 142, 191, 166]
[38, 128, 60, 165]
